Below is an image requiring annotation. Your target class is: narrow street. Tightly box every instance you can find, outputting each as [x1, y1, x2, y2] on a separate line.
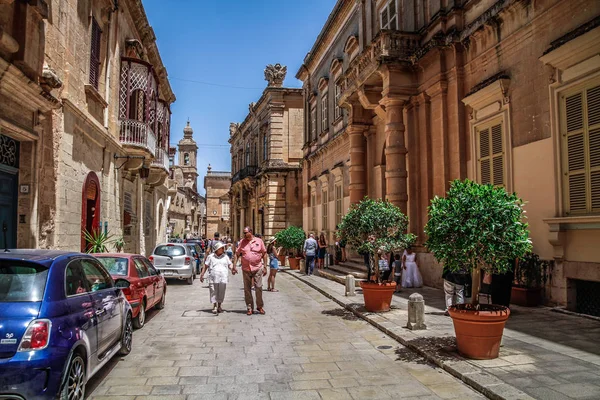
[87, 273, 483, 400]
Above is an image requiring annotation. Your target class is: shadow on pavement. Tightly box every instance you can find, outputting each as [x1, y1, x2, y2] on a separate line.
[321, 308, 359, 321]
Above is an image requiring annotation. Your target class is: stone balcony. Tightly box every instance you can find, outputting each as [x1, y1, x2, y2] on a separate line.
[340, 30, 420, 100]
[231, 165, 258, 184]
[147, 147, 169, 186]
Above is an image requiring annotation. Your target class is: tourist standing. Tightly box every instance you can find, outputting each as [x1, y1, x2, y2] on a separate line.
[303, 233, 318, 275]
[442, 267, 470, 315]
[266, 239, 280, 292]
[317, 233, 328, 269]
[234, 227, 267, 315]
[199, 242, 233, 314]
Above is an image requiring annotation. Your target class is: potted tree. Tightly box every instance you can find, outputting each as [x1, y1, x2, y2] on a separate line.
[338, 197, 415, 312]
[511, 252, 550, 307]
[425, 180, 531, 359]
[275, 226, 306, 270]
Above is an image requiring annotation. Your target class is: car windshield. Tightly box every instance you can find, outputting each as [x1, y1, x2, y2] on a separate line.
[154, 245, 185, 257]
[0, 261, 49, 302]
[96, 257, 129, 276]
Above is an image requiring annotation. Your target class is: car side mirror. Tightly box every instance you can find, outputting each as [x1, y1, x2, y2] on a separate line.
[114, 278, 131, 289]
[156, 269, 162, 275]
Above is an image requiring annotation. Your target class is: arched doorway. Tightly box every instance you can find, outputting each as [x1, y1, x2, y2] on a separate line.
[81, 172, 101, 252]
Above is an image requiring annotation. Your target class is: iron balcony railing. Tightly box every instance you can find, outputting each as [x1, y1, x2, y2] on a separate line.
[152, 147, 169, 171]
[231, 165, 257, 184]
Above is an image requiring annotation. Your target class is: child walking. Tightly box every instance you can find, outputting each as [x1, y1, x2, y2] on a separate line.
[200, 242, 233, 314]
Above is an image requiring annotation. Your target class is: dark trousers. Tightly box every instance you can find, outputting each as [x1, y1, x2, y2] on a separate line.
[305, 255, 315, 275]
[491, 269, 515, 307]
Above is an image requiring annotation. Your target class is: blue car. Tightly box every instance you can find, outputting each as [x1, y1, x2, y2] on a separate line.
[0, 250, 133, 400]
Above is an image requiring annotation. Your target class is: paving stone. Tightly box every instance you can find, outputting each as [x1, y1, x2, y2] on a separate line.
[149, 385, 181, 395]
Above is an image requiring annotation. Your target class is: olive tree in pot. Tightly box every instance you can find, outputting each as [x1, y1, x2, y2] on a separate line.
[425, 180, 531, 359]
[275, 226, 306, 270]
[338, 197, 415, 312]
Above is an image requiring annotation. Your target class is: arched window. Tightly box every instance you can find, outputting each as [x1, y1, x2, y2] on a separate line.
[263, 132, 268, 161]
[245, 143, 250, 167]
[184, 153, 190, 165]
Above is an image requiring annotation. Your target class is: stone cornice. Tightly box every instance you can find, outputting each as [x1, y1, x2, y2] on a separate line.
[0, 58, 60, 112]
[122, 0, 175, 104]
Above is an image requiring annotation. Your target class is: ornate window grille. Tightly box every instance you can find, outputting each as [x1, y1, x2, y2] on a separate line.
[119, 58, 158, 156]
[151, 100, 171, 171]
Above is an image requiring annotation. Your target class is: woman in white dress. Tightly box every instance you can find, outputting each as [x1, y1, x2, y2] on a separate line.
[200, 242, 233, 314]
[401, 247, 423, 288]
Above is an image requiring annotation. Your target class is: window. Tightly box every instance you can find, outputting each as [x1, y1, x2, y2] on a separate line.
[561, 84, 600, 214]
[144, 199, 151, 236]
[65, 261, 88, 297]
[476, 120, 505, 187]
[321, 93, 329, 131]
[184, 153, 190, 165]
[81, 259, 112, 292]
[222, 201, 230, 217]
[154, 245, 185, 257]
[246, 143, 250, 167]
[334, 83, 342, 120]
[310, 106, 317, 141]
[0, 261, 49, 301]
[96, 257, 129, 276]
[263, 133, 268, 161]
[322, 190, 328, 231]
[335, 183, 343, 226]
[89, 18, 102, 89]
[143, 259, 158, 276]
[128, 89, 146, 121]
[311, 193, 317, 231]
[133, 258, 149, 278]
[380, 0, 398, 30]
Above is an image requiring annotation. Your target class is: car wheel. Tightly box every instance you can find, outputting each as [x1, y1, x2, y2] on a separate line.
[119, 312, 133, 356]
[186, 276, 193, 285]
[156, 290, 166, 309]
[59, 354, 85, 400]
[133, 301, 145, 329]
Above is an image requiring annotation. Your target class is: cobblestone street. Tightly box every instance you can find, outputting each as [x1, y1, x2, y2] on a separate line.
[87, 273, 483, 400]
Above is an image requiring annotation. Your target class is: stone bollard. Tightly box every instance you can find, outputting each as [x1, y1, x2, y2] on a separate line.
[406, 293, 427, 330]
[345, 275, 355, 296]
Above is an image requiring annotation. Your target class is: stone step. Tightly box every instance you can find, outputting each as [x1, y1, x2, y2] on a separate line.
[327, 264, 368, 279]
[315, 268, 364, 287]
[338, 259, 368, 273]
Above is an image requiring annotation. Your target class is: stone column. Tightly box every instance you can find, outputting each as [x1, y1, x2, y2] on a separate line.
[381, 95, 408, 214]
[348, 123, 368, 204]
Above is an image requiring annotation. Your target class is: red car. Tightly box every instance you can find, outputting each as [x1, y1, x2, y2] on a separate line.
[94, 253, 167, 329]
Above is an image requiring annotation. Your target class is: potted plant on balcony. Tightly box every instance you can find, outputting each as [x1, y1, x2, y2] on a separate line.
[425, 180, 531, 359]
[275, 226, 306, 270]
[511, 252, 550, 307]
[338, 197, 415, 312]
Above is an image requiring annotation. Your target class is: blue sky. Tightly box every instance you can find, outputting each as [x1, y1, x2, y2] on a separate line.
[143, 0, 337, 195]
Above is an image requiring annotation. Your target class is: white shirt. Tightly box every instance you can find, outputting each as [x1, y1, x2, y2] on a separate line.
[204, 253, 232, 283]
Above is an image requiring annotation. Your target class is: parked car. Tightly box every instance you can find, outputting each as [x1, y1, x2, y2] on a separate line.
[184, 243, 203, 275]
[94, 253, 167, 329]
[0, 250, 133, 400]
[149, 243, 195, 284]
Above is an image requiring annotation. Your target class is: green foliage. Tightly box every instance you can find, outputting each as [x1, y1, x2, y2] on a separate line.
[338, 197, 416, 255]
[275, 226, 306, 256]
[113, 236, 125, 253]
[515, 252, 551, 288]
[83, 229, 114, 254]
[338, 197, 416, 282]
[424, 180, 532, 303]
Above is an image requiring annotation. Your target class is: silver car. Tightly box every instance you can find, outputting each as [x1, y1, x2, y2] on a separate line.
[150, 243, 195, 285]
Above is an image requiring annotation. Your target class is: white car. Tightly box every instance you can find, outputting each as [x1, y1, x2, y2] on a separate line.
[149, 243, 195, 285]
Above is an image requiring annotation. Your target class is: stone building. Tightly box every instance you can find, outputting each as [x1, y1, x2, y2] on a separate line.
[229, 64, 304, 241]
[166, 121, 205, 239]
[297, 0, 600, 313]
[0, 0, 175, 255]
[204, 165, 231, 239]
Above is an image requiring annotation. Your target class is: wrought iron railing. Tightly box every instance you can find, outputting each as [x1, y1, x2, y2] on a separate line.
[231, 166, 257, 184]
[152, 147, 169, 171]
[119, 119, 156, 156]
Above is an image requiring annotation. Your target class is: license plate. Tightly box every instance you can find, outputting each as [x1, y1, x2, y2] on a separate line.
[163, 270, 174, 276]
[166, 262, 172, 266]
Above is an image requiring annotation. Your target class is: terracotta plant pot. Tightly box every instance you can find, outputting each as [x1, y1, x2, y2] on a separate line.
[511, 286, 542, 307]
[278, 255, 286, 267]
[359, 281, 396, 312]
[288, 257, 301, 270]
[448, 304, 510, 360]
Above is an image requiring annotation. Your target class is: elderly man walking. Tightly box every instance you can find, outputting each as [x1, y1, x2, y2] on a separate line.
[303, 233, 318, 276]
[234, 226, 267, 315]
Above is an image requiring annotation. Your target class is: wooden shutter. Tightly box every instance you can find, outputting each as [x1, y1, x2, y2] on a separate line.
[563, 84, 600, 214]
[477, 122, 504, 187]
[89, 18, 102, 89]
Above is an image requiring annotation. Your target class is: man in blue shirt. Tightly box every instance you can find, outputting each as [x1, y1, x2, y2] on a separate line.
[303, 233, 318, 276]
